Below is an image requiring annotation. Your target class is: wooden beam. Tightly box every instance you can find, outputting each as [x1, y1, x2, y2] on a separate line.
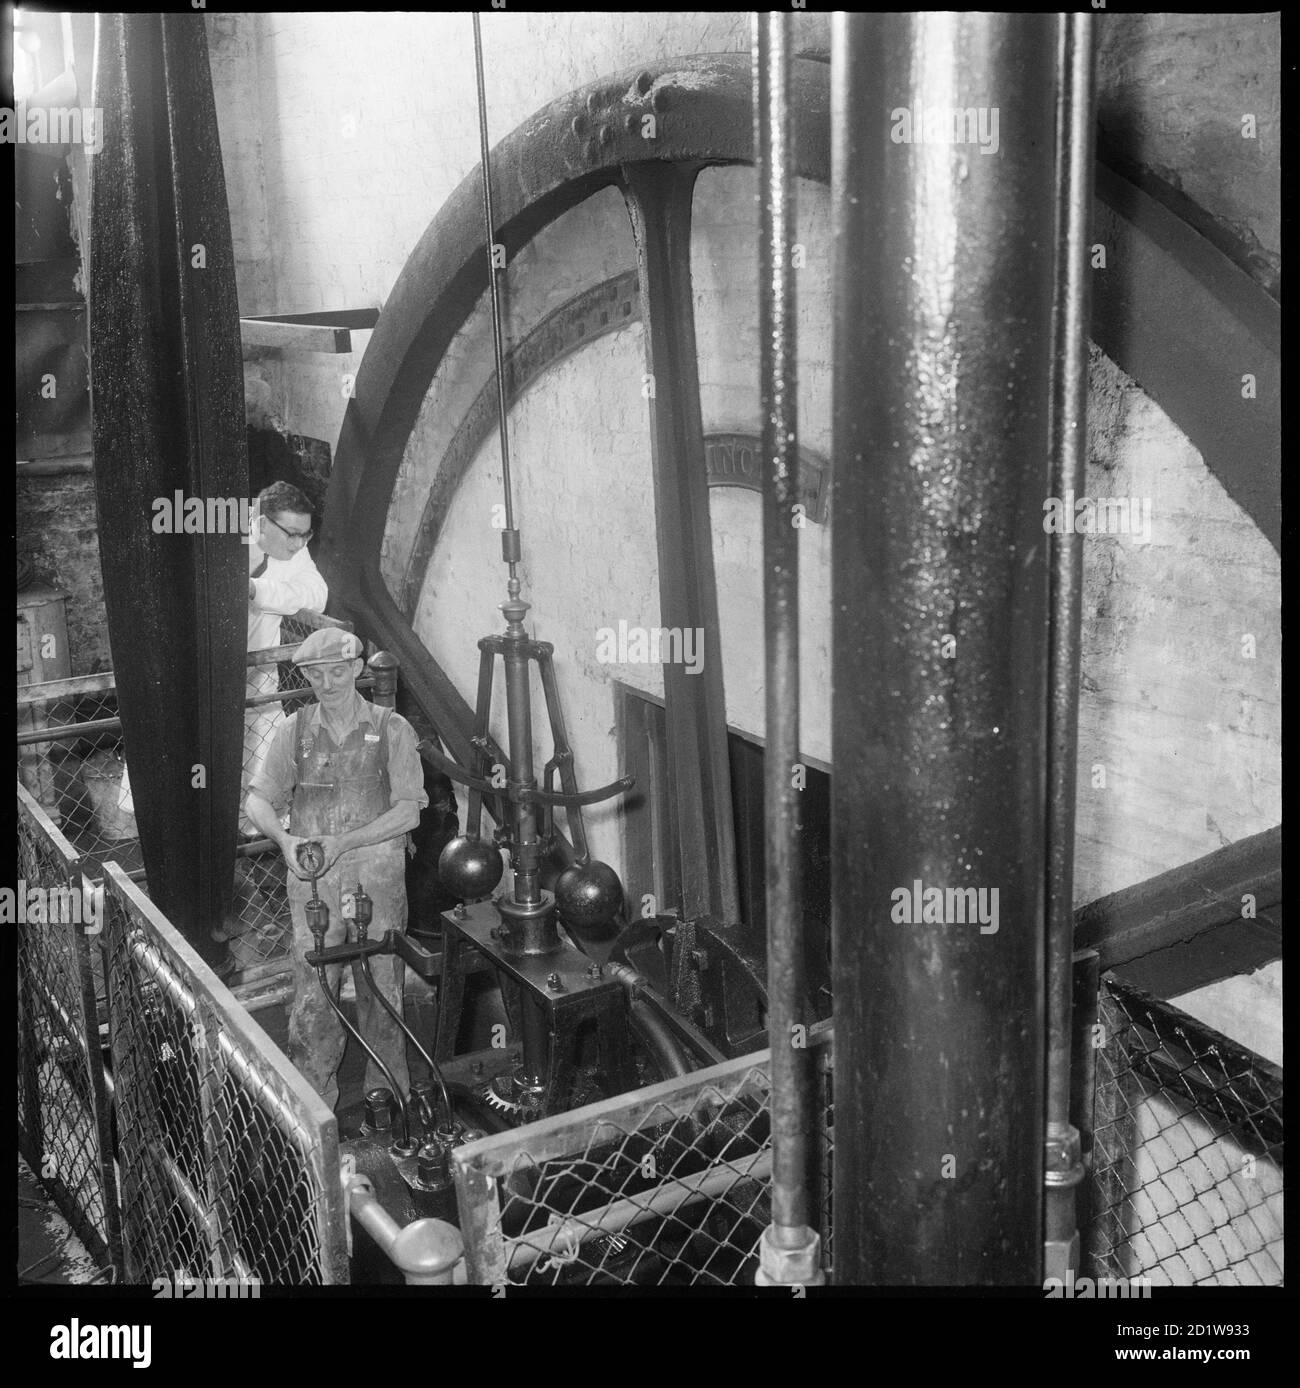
[1074, 824, 1281, 980]
[240, 309, 380, 355]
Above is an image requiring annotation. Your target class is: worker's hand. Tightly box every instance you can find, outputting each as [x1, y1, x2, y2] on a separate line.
[279, 834, 315, 880]
[316, 835, 348, 874]
[249, 580, 257, 603]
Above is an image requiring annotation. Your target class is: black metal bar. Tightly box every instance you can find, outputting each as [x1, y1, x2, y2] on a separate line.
[89, 13, 247, 957]
[830, 11, 1059, 1285]
[1074, 824, 1282, 970]
[1044, 9, 1097, 1284]
[17, 717, 123, 746]
[621, 163, 740, 925]
[755, 9, 816, 1277]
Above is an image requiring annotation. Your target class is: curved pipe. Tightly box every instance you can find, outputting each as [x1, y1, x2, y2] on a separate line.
[357, 952, 454, 1131]
[629, 1000, 692, 1080]
[313, 964, 412, 1146]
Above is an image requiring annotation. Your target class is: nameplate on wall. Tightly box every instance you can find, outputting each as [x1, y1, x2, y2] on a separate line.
[703, 433, 829, 524]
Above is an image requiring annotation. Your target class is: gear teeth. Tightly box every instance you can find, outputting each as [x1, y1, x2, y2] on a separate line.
[479, 1079, 527, 1115]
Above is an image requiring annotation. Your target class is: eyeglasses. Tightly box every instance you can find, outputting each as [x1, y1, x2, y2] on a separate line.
[264, 515, 314, 545]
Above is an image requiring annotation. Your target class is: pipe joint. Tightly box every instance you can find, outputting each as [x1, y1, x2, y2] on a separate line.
[1044, 1123, 1085, 1190]
[755, 1224, 825, 1287]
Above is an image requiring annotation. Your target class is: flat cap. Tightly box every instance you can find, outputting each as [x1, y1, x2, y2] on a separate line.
[292, 628, 364, 666]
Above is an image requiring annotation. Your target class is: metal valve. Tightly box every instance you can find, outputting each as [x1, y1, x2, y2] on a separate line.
[354, 882, 373, 937]
[297, 840, 329, 946]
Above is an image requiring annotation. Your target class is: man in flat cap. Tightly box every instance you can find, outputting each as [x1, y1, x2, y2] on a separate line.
[245, 628, 428, 1111]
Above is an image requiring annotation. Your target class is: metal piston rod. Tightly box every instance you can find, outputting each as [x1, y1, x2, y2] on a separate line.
[830, 12, 1061, 1284]
[1044, 11, 1097, 1281]
[753, 11, 822, 1288]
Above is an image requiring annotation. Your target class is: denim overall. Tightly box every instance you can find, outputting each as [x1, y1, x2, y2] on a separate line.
[285, 702, 410, 1111]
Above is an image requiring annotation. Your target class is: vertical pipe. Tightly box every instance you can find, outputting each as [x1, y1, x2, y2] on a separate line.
[753, 10, 820, 1287]
[1044, 12, 1097, 1283]
[830, 12, 1059, 1284]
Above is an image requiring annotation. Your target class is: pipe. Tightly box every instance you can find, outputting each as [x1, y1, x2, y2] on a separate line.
[1044, 11, 1096, 1283]
[17, 456, 94, 477]
[311, 962, 413, 1148]
[754, 10, 820, 1287]
[830, 12, 1058, 1284]
[145, 1140, 256, 1284]
[629, 999, 691, 1079]
[506, 1147, 772, 1275]
[357, 949, 454, 1130]
[605, 960, 727, 1067]
[346, 1174, 463, 1285]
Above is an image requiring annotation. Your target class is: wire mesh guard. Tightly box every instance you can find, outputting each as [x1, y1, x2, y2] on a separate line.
[17, 683, 140, 883]
[16, 783, 121, 1272]
[454, 1029, 833, 1287]
[15, 611, 353, 979]
[100, 862, 349, 1284]
[1088, 975, 1283, 1287]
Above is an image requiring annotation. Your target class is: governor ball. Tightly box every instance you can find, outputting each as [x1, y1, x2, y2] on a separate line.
[555, 860, 624, 930]
[438, 835, 503, 902]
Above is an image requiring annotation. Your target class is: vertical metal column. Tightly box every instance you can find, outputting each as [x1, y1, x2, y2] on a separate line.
[830, 12, 1059, 1284]
[753, 11, 821, 1287]
[1044, 12, 1097, 1284]
[89, 13, 248, 955]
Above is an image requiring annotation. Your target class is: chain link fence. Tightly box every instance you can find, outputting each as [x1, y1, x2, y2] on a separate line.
[16, 611, 358, 983]
[16, 782, 122, 1273]
[100, 861, 349, 1284]
[1087, 975, 1283, 1287]
[453, 1026, 832, 1287]
[18, 680, 140, 883]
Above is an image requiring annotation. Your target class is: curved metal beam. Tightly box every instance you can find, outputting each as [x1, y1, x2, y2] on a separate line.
[321, 54, 829, 778]
[324, 51, 1279, 811]
[1092, 160, 1279, 553]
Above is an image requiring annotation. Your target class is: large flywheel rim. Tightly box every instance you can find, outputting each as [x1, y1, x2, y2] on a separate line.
[321, 45, 1278, 772]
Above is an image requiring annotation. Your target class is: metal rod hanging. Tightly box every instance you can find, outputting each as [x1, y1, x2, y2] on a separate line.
[471, 11, 521, 598]
[1044, 9, 1097, 1284]
[754, 10, 822, 1287]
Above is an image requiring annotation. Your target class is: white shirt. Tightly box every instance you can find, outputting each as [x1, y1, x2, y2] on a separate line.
[248, 539, 329, 654]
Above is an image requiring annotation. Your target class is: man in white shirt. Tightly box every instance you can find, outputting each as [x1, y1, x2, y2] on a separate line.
[242, 481, 329, 831]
